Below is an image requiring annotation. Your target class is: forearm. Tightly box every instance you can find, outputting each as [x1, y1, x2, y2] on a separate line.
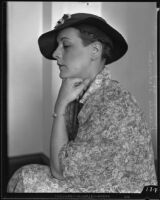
[50, 101, 68, 179]
[50, 78, 89, 179]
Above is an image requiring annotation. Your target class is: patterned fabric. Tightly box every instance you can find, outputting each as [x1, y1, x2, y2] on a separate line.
[7, 66, 157, 193]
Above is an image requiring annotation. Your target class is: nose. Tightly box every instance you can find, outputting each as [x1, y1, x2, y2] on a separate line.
[52, 45, 62, 60]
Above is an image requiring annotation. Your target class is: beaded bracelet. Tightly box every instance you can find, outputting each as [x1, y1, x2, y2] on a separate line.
[52, 112, 65, 118]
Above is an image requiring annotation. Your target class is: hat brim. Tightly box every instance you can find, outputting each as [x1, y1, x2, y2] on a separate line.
[38, 17, 128, 65]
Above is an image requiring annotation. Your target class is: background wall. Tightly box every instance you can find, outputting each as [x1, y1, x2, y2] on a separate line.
[7, 2, 157, 159]
[101, 2, 157, 158]
[8, 2, 43, 156]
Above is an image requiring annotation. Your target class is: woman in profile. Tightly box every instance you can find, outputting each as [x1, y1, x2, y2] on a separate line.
[7, 13, 157, 193]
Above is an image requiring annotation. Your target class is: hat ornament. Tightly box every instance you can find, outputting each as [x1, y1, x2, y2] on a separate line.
[55, 14, 71, 28]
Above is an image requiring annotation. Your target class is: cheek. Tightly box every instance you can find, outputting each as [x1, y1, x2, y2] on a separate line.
[65, 48, 90, 66]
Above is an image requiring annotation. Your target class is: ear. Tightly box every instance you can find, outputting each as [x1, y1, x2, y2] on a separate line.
[91, 41, 102, 60]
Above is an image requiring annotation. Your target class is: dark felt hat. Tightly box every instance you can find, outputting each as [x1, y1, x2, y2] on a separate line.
[38, 13, 128, 65]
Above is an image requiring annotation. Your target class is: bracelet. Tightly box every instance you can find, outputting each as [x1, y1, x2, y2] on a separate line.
[52, 112, 65, 118]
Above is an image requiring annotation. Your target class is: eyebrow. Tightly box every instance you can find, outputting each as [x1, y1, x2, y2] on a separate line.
[57, 36, 71, 42]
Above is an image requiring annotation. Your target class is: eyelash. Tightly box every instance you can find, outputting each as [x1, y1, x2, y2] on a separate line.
[63, 45, 70, 49]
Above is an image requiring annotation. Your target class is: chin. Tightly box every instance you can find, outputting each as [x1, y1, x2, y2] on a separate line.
[59, 73, 72, 79]
[59, 73, 74, 79]
[59, 71, 84, 79]
[59, 72, 67, 79]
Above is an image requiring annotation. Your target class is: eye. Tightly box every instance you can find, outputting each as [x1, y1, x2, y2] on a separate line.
[63, 41, 71, 49]
[63, 44, 70, 49]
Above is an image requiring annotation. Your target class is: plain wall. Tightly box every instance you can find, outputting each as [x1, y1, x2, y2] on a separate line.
[8, 2, 43, 156]
[41, 2, 53, 157]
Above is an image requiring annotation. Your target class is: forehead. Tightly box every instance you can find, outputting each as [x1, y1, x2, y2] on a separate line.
[57, 27, 80, 42]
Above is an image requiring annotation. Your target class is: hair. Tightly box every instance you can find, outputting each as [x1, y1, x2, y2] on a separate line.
[72, 23, 114, 64]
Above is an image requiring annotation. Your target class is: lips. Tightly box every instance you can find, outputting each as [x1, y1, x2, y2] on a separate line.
[57, 62, 64, 66]
[58, 64, 66, 71]
[59, 64, 65, 68]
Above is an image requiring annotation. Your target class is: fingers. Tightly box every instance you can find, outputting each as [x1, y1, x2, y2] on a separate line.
[76, 78, 90, 89]
[63, 78, 90, 86]
[74, 80, 83, 87]
[75, 78, 90, 86]
[61, 78, 91, 101]
[62, 78, 83, 87]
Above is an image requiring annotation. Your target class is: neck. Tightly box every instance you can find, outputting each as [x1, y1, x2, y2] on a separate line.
[89, 60, 105, 81]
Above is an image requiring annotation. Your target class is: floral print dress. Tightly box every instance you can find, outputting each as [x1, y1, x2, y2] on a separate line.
[7, 67, 157, 193]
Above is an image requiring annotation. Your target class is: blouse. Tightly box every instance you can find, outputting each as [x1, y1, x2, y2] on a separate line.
[58, 66, 157, 193]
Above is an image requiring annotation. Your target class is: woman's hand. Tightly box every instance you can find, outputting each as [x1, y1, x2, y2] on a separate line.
[57, 78, 90, 106]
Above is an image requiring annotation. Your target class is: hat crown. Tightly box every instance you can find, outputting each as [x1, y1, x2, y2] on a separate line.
[54, 13, 106, 29]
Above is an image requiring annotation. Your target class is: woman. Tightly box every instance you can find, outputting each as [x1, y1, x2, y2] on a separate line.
[7, 13, 157, 193]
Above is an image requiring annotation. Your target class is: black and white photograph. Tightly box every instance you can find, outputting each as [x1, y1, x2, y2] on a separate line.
[1, 1, 159, 198]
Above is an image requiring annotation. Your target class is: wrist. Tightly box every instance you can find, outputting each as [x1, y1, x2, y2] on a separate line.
[52, 112, 65, 119]
[54, 100, 67, 115]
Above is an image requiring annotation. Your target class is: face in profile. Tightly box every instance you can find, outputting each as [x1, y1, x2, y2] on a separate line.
[52, 27, 94, 79]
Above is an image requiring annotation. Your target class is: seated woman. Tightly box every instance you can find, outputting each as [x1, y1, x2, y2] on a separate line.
[7, 13, 157, 193]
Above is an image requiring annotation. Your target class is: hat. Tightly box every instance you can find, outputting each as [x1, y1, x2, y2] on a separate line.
[38, 13, 128, 65]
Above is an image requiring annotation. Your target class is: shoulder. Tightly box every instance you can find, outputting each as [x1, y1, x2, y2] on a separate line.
[79, 79, 144, 125]
[92, 79, 140, 112]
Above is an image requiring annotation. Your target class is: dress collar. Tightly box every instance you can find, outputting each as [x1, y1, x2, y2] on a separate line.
[79, 66, 111, 104]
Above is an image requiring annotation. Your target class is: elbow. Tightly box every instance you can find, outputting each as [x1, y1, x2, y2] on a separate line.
[50, 148, 65, 180]
[50, 164, 64, 180]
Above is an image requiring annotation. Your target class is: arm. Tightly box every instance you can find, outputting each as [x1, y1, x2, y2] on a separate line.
[50, 78, 89, 179]
[50, 100, 68, 180]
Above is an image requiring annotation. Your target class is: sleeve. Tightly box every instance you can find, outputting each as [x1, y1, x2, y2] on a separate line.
[59, 90, 157, 192]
